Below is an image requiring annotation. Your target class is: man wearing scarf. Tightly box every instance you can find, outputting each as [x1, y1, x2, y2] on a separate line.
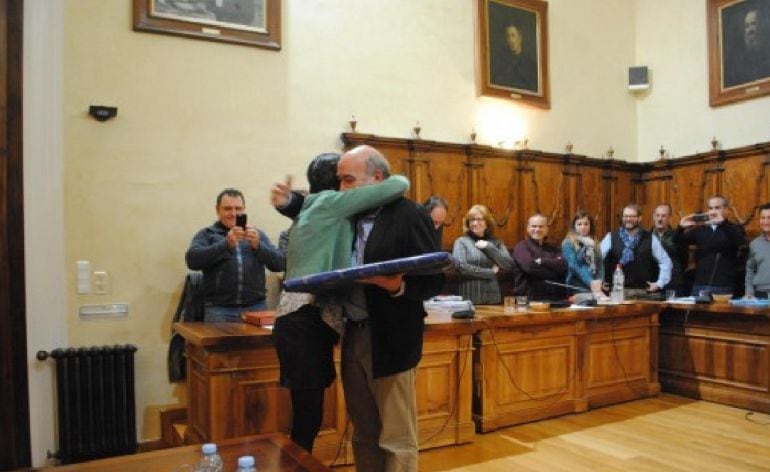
[600, 204, 673, 299]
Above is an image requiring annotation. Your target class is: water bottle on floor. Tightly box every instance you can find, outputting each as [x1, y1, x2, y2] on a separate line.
[236, 455, 257, 472]
[611, 264, 625, 303]
[196, 443, 223, 472]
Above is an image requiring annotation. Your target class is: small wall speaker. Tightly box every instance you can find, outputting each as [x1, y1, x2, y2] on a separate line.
[628, 66, 650, 92]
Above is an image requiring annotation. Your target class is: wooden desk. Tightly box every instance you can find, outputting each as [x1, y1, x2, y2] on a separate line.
[175, 314, 475, 465]
[472, 303, 660, 432]
[660, 303, 770, 413]
[42, 434, 329, 471]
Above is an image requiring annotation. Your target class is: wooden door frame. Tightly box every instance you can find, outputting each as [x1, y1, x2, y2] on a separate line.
[0, 0, 30, 469]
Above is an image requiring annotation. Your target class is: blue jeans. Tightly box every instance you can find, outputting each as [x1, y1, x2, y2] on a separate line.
[204, 300, 267, 323]
[690, 285, 733, 297]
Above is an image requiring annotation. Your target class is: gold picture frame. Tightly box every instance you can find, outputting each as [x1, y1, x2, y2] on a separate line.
[708, 0, 770, 106]
[476, 0, 550, 108]
[133, 0, 281, 50]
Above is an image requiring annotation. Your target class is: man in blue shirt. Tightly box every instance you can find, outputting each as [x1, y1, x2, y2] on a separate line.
[601, 203, 672, 299]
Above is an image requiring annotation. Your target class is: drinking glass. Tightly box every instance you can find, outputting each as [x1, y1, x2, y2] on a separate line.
[516, 296, 528, 311]
[503, 296, 515, 314]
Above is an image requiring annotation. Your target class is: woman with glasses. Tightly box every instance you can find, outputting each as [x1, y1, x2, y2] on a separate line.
[452, 204, 513, 304]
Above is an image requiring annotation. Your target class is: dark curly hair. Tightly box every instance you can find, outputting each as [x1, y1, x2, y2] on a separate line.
[307, 152, 341, 193]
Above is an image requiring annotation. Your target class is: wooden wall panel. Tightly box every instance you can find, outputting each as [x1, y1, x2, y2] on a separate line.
[640, 165, 673, 220]
[721, 155, 765, 225]
[568, 165, 605, 238]
[341, 134, 770, 248]
[598, 165, 637, 238]
[471, 152, 519, 245]
[530, 158, 568, 239]
[408, 144, 469, 248]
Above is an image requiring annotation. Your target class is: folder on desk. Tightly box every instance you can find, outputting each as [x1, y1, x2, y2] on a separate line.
[283, 252, 453, 294]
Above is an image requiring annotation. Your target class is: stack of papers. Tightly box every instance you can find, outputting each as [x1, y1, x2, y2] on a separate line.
[668, 296, 696, 304]
[424, 296, 473, 315]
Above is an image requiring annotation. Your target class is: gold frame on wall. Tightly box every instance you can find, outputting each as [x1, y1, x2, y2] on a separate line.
[708, 0, 770, 106]
[476, 0, 550, 108]
[133, 0, 281, 50]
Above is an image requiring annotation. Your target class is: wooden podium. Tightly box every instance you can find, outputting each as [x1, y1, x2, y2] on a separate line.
[472, 303, 660, 431]
[660, 303, 770, 413]
[174, 313, 476, 465]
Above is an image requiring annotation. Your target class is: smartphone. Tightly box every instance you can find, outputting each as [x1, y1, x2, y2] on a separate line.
[692, 213, 709, 223]
[236, 213, 248, 228]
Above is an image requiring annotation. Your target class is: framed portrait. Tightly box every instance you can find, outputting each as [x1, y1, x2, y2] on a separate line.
[708, 0, 770, 106]
[133, 0, 281, 50]
[476, 0, 549, 108]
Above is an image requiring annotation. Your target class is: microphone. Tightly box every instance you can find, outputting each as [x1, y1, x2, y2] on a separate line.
[544, 280, 591, 292]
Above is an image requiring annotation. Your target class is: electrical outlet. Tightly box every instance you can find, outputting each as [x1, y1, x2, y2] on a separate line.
[93, 271, 109, 294]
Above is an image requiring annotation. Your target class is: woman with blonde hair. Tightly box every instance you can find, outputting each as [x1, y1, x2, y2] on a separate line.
[562, 210, 604, 297]
[452, 204, 513, 304]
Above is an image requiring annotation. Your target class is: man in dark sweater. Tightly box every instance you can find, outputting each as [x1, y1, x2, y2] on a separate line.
[600, 203, 672, 298]
[677, 196, 745, 296]
[512, 213, 568, 300]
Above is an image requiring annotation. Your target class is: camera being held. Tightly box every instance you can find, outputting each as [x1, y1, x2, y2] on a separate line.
[680, 208, 726, 228]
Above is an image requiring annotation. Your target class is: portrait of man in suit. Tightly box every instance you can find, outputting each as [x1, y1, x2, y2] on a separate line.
[487, 1, 540, 94]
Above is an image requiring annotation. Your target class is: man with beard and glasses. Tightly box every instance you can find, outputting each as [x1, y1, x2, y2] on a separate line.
[600, 204, 672, 299]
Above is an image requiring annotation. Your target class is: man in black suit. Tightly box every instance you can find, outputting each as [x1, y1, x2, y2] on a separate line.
[337, 145, 443, 472]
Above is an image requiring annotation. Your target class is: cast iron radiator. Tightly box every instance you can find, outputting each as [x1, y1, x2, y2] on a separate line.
[37, 344, 138, 464]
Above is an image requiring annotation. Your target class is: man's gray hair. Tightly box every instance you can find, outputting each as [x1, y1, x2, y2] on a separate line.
[364, 151, 391, 178]
[708, 195, 728, 207]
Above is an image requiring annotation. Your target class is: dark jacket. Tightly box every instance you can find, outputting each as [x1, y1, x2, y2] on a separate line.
[676, 221, 745, 287]
[185, 221, 286, 305]
[362, 197, 444, 378]
[512, 238, 568, 300]
[168, 272, 205, 382]
[652, 227, 687, 290]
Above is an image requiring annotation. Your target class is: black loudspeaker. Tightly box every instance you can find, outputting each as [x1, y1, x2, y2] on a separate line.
[628, 66, 650, 92]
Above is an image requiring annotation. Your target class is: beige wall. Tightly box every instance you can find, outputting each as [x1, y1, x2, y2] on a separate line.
[22, 0, 767, 465]
[635, 0, 770, 159]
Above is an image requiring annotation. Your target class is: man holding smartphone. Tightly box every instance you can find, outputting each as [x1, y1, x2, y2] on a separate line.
[678, 195, 745, 297]
[186, 188, 286, 322]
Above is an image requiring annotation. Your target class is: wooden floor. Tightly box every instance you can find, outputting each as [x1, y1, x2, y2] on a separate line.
[332, 394, 770, 471]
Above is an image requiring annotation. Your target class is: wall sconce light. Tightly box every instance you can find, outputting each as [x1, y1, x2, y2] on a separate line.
[89, 105, 117, 122]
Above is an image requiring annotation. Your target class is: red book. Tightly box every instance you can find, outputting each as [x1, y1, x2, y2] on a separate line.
[242, 310, 275, 326]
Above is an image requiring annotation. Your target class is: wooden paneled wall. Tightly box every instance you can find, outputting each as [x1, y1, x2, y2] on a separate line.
[342, 134, 770, 251]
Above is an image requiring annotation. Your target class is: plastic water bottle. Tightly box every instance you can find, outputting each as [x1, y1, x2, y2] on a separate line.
[196, 443, 223, 472]
[611, 264, 625, 303]
[236, 455, 257, 472]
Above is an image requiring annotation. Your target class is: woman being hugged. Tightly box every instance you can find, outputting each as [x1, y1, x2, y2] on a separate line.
[562, 210, 605, 297]
[452, 204, 513, 304]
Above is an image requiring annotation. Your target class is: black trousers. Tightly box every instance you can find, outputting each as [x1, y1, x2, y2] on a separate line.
[273, 305, 338, 452]
[290, 388, 325, 452]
